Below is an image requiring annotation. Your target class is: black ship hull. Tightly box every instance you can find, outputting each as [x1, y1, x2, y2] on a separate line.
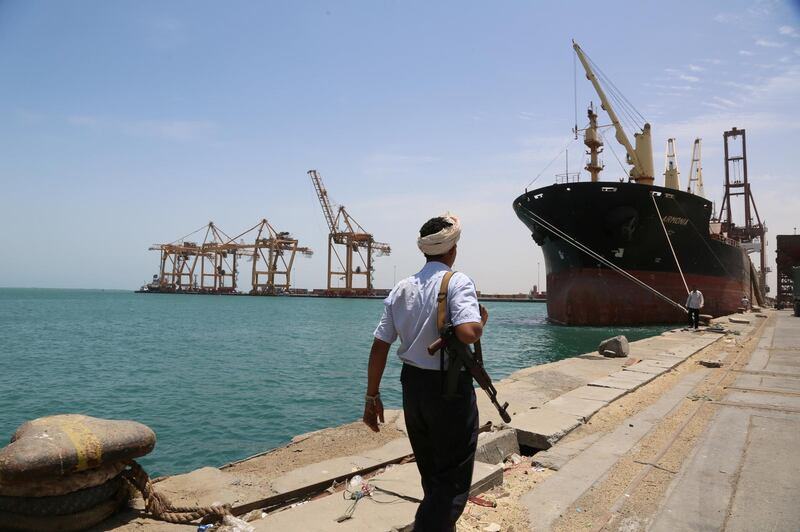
[513, 182, 752, 325]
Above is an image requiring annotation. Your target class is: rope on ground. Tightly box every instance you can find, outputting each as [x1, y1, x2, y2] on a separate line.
[122, 460, 230, 524]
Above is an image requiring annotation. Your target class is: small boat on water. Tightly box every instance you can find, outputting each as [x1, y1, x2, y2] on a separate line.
[513, 41, 766, 325]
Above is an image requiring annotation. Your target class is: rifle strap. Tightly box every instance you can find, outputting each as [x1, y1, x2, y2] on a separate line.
[436, 271, 455, 332]
[437, 271, 455, 387]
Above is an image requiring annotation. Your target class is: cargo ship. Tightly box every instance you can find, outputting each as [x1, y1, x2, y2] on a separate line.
[513, 42, 765, 325]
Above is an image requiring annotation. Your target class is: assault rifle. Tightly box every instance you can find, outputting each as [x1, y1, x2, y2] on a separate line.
[427, 326, 512, 423]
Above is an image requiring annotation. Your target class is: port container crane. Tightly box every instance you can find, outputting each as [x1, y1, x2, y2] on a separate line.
[149, 222, 236, 292]
[149, 219, 312, 294]
[307, 169, 391, 293]
[231, 219, 313, 295]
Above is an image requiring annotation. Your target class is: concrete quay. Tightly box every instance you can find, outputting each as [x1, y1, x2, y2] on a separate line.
[100, 311, 792, 531]
[523, 309, 800, 531]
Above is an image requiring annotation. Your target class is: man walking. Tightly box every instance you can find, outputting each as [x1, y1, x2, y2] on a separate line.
[362, 213, 487, 532]
[686, 287, 704, 329]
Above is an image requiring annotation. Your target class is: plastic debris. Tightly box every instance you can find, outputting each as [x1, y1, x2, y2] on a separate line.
[197, 525, 215, 532]
[483, 523, 502, 532]
[468, 495, 497, 507]
[217, 515, 255, 532]
[508, 453, 523, 465]
[240, 509, 266, 522]
[531, 465, 546, 472]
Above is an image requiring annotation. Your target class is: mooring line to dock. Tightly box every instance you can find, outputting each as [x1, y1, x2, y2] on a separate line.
[671, 197, 732, 277]
[651, 193, 689, 294]
[521, 208, 687, 312]
[123, 460, 232, 524]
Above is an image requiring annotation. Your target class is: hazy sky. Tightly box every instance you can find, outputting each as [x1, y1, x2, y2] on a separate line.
[1, 1, 798, 294]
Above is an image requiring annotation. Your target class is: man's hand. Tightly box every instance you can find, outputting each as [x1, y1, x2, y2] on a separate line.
[363, 338, 390, 432]
[362, 397, 384, 432]
[480, 304, 489, 325]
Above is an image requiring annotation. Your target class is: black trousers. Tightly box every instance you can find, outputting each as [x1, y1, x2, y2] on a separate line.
[688, 308, 700, 328]
[401, 363, 478, 532]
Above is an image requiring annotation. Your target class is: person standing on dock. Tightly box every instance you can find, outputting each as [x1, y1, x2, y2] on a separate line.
[686, 287, 704, 329]
[363, 213, 487, 532]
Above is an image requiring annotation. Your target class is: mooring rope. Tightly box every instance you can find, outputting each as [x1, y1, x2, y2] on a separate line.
[520, 205, 687, 313]
[122, 460, 230, 524]
[650, 193, 690, 295]
[670, 197, 732, 277]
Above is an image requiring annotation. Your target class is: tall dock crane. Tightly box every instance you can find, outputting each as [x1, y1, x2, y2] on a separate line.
[307, 170, 391, 293]
[234, 219, 313, 295]
[718, 127, 767, 301]
[150, 222, 236, 293]
[149, 219, 312, 294]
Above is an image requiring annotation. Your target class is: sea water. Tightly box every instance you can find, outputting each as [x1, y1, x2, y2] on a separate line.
[0, 288, 669, 476]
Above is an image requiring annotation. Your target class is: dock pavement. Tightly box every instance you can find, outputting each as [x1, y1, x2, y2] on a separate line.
[524, 309, 799, 531]
[100, 309, 798, 531]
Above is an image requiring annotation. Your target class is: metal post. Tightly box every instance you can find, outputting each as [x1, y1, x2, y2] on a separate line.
[367, 240, 373, 290]
[327, 234, 333, 290]
[346, 236, 353, 289]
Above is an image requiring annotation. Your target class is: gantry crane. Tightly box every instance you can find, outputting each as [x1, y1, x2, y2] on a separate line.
[228, 219, 313, 295]
[718, 127, 767, 302]
[149, 219, 312, 294]
[307, 169, 391, 293]
[150, 222, 236, 293]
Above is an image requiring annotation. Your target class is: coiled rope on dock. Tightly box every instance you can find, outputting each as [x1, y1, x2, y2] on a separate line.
[122, 460, 231, 524]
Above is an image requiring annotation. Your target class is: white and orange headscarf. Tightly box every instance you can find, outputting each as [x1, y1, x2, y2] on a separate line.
[417, 212, 461, 255]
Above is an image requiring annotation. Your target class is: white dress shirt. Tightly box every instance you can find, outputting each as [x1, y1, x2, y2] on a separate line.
[686, 290, 704, 309]
[373, 261, 482, 370]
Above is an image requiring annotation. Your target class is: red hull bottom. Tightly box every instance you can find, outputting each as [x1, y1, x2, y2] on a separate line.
[546, 269, 748, 326]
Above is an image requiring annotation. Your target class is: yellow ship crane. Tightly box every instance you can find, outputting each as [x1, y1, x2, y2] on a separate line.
[573, 40, 655, 185]
[307, 169, 391, 293]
